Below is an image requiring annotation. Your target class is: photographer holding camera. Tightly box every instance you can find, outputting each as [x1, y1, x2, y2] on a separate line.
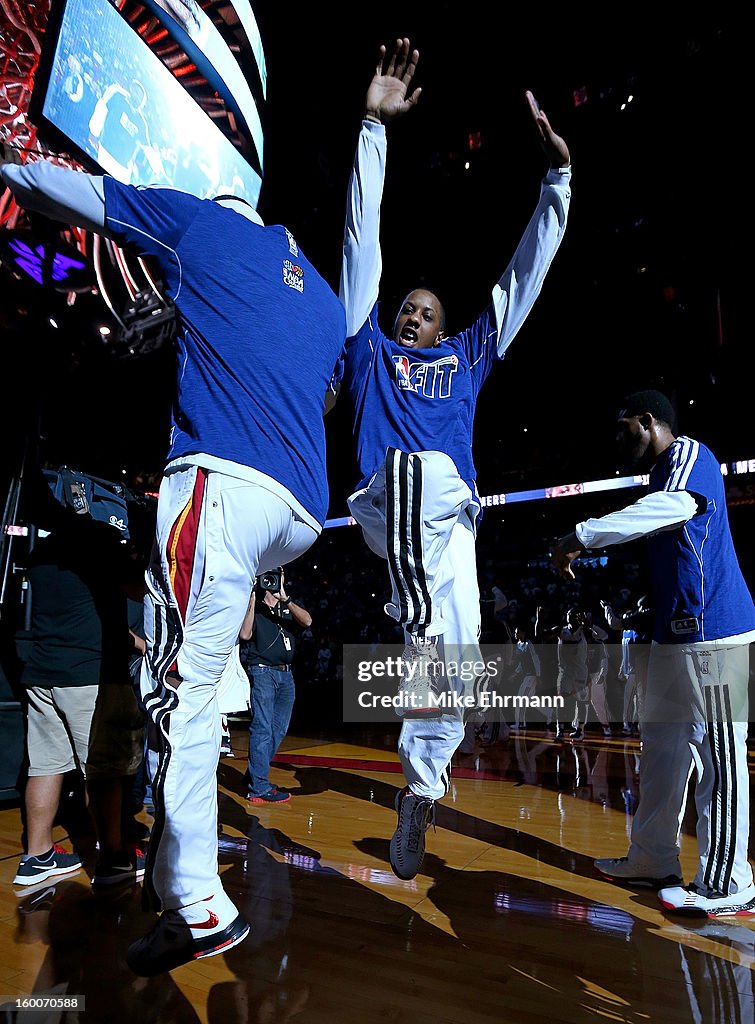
[239, 569, 312, 804]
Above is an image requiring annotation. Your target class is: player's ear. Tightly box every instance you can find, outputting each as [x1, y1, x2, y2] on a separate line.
[434, 330, 445, 347]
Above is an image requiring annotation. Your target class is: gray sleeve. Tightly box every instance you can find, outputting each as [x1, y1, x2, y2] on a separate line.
[1, 162, 115, 239]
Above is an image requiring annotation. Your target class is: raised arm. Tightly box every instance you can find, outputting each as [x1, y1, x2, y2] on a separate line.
[340, 39, 421, 337]
[493, 92, 571, 357]
[0, 144, 114, 238]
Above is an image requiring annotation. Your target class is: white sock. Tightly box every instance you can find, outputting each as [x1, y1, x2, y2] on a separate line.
[177, 890, 239, 930]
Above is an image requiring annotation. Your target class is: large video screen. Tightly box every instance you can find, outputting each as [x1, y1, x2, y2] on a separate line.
[143, 0, 264, 171]
[36, 0, 262, 205]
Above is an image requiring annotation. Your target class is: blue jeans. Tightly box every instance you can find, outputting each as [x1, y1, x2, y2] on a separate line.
[247, 665, 295, 796]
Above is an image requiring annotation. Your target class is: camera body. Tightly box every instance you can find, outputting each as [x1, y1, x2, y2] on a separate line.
[258, 568, 282, 593]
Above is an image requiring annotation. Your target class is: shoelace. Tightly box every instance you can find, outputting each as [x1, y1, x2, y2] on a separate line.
[406, 797, 435, 853]
[688, 882, 725, 899]
[401, 649, 444, 695]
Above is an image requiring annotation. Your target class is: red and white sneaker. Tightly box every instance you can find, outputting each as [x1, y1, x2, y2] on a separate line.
[658, 881, 755, 918]
[126, 894, 250, 976]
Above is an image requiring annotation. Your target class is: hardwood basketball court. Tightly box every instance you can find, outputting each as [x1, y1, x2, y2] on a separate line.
[1, 724, 753, 1023]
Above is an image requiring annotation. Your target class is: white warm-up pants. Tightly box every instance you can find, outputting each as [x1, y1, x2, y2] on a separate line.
[627, 641, 752, 896]
[348, 448, 482, 801]
[140, 465, 317, 911]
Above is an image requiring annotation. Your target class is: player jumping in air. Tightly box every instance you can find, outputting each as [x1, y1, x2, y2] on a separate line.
[329, 39, 571, 880]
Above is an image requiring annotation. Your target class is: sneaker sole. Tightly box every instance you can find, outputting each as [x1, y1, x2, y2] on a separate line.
[127, 915, 251, 976]
[13, 862, 81, 886]
[598, 870, 683, 890]
[246, 796, 291, 804]
[193, 920, 251, 961]
[93, 866, 146, 886]
[659, 897, 755, 918]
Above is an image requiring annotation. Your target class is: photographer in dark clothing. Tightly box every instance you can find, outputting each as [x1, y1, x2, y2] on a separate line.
[239, 570, 312, 804]
[12, 464, 146, 888]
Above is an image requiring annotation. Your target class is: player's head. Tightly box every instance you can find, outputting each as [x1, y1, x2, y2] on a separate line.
[566, 607, 582, 627]
[129, 79, 147, 110]
[616, 389, 677, 468]
[212, 193, 264, 226]
[392, 288, 446, 349]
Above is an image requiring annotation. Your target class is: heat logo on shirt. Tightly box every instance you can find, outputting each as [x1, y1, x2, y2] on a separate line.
[283, 259, 304, 293]
[393, 354, 458, 398]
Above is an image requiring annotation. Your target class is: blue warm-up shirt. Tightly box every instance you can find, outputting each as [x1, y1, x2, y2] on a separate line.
[335, 300, 498, 495]
[103, 180, 346, 528]
[335, 120, 571, 499]
[646, 437, 755, 643]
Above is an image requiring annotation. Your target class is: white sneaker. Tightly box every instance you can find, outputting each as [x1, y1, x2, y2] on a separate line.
[658, 882, 755, 918]
[398, 639, 445, 719]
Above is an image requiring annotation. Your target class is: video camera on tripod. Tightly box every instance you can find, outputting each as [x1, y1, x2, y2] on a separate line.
[48, 465, 132, 538]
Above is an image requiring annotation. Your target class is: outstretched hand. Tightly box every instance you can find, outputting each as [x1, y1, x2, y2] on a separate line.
[550, 531, 584, 579]
[365, 37, 422, 124]
[525, 91, 570, 168]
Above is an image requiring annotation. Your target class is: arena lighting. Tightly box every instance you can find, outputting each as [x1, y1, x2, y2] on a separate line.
[115, 288, 176, 357]
[319, 461, 755, 529]
[7, 461, 755, 540]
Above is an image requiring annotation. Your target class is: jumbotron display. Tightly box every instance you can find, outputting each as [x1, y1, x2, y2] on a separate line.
[33, 0, 262, 204]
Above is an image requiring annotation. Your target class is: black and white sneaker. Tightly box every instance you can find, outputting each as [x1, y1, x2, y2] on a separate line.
[126, 895, 250, 976]
[16, 884, 58, 913]
[389, 786, 435, 881]
[13, 845, 81, 887]
[92, 846, 146, 887]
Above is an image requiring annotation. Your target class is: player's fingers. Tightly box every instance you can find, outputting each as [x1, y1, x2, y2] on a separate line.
[393, 37, 411, 78]
[375, 43, 387, 76]
[406, 85, 422, 109]
[525, 90, 540, 117]
[385, 38, 403, 77]
[403, 48, 419, 85]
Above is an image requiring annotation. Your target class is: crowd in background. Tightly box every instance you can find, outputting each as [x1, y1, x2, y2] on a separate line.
[278, 517, 665, 732]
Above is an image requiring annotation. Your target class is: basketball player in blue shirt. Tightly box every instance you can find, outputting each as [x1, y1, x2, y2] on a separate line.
[1, 147, 346, 969]
[552, 390, 755, 916]
[329, 40, 571, 880]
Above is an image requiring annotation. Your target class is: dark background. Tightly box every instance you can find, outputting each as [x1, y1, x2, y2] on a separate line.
[0, 3, 747, 523]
